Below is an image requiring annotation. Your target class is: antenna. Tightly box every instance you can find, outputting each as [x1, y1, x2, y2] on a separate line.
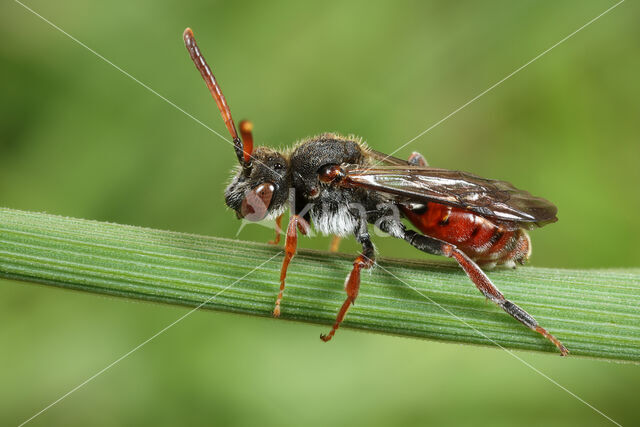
[183, 28, 249, 165]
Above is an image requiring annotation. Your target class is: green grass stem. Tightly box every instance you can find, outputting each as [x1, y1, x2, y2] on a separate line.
[1, 207, 638, 362]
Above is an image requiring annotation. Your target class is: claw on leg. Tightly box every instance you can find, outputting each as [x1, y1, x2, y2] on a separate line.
[380, 223, 569, 355]
[448, 244, 569, 355]
[320, 253, 373, 342]
[536, 326, 569, 356]
[320, 298, 353, 342]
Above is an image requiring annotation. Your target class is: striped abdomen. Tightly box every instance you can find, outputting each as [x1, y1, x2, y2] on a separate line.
[401, 202, 531, 267]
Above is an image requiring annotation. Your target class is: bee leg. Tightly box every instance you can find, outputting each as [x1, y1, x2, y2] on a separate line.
[274, 215, 309, 317]
[268, 214, 283, 245]
[329, 236, 342, 252]
[321, 229, 374, 342]
[408, 151, 429, 166]
[377, 219, 568, 355]
[404, 229, 568, 355]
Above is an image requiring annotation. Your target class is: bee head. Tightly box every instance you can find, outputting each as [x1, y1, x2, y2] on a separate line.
[224, 146, 290, 221]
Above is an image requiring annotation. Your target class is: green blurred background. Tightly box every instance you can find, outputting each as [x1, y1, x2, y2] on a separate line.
[1, 0, 639, 425]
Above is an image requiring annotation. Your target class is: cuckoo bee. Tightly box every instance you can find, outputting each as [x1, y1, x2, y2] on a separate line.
[183, 28, 567, 355]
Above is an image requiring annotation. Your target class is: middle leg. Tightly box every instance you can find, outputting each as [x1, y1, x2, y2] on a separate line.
[320, 223, 374, 342]
[329, 235, 342, 252]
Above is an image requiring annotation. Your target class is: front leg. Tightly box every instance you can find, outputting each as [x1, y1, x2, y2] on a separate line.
[273, 215, 309, 317]
[320, 223, 374, 342]
[268, 214, 283, 245]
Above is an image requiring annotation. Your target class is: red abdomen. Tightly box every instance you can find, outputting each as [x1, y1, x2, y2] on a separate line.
[401, 202, 531, 267]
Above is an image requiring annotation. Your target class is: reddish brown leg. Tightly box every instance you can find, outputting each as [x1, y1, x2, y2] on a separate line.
[397, 228, 568, 355]
[446, 246, 568, 355]
[329, 235, 342, 252]
[273, 215, 309, 317]
[321, 237, 374, 342]
[268, 214, 283, 245]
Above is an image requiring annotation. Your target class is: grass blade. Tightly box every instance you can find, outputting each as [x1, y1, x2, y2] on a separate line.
[1, 207, 638, 362]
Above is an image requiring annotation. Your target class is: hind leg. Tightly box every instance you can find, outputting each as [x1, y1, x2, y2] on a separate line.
[377, 220, 568, 355]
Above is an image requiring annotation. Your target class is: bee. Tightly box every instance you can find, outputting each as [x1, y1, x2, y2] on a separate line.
[183, 28, 568, 355]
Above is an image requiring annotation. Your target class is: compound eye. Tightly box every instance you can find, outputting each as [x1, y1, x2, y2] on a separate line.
[240, 182, 275, 221]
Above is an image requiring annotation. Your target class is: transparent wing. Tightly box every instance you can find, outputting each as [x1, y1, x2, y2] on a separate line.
[344, 165, 558, 226]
